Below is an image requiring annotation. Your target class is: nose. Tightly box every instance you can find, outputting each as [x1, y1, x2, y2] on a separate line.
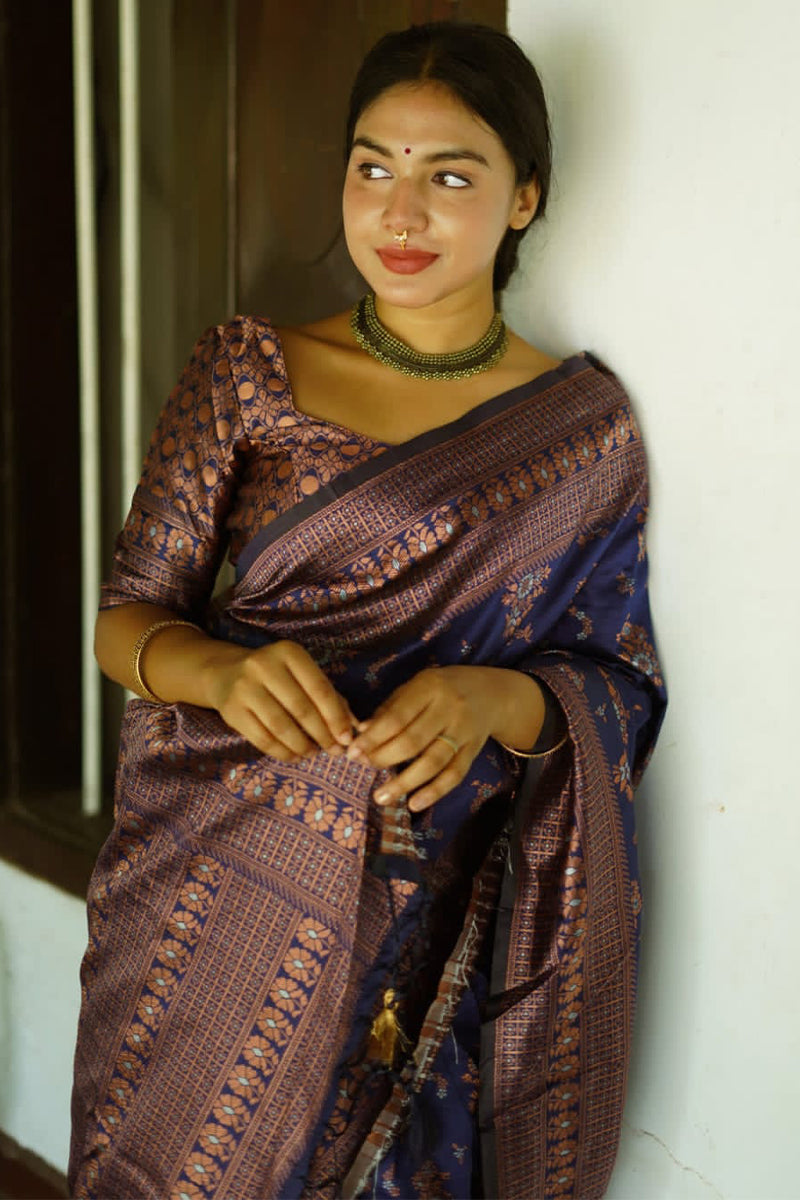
[382, 177, 427, 236]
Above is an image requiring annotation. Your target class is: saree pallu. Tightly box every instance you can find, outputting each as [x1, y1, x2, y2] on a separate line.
[69, 325, 665, 1200]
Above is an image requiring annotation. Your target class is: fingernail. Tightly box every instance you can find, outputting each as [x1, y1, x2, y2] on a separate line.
[337, 729, 352, 745]
[356, 720, 369, 732]
[346, 744, 363, 761]
[374, 788, 390, 804]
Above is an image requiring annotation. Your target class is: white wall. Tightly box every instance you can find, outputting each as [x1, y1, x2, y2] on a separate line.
[0, 860, 86, 1170]
[507, 1, 800, 1196]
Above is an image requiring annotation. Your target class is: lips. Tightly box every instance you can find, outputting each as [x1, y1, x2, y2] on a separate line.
[377, 248, 439, 275]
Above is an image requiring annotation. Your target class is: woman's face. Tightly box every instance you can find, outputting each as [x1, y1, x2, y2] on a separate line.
[343, 82, 538, 311]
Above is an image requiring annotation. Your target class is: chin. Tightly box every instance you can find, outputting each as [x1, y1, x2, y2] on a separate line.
[364, 266, 470, 310]
[378, 278, 493, 316]
[372, 283, 444, 309]
[354, 270, 433, 305]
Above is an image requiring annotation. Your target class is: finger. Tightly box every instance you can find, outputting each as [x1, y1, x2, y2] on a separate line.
[263, 663, 349, 752]
[353, 708, 438, 768]
[232, 686, 319, 758]
[280, 647, 356, 746]
[349, 685, 436, 761]
[231, 707, 304, 762]
[373, 738, 468, 806]
[406, 751, 471, 812]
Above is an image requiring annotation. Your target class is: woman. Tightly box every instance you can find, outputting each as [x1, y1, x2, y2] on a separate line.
[69, 21, 665, 1200]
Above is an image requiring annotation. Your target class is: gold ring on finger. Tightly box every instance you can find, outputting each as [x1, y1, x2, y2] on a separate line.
[435, 733, 460, 755]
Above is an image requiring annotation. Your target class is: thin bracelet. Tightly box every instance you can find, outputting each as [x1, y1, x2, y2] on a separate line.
[130, 619, 200, 703]
[497, 730, 569, 759]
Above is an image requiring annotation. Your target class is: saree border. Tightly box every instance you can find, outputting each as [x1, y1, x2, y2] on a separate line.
[235, 353, 593, 580]
[485, 659, 640, 1200]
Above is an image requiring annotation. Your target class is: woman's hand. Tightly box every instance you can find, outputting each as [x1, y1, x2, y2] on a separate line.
[346, 665, 546, 812]
[202, 639, 356, 762]
[95, 604, 354, 761]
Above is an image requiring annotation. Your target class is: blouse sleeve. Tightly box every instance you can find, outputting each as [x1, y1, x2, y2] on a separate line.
[101, 324, 246, 619]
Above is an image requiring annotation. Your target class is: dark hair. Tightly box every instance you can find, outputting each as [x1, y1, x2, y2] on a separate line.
[345, 21, 552, 292]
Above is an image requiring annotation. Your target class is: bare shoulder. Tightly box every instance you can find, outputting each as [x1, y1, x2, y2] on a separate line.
[504, 330, 563, 377]
[273, 313, 573, 445]
[277, 311, 353, 360]
[278, 314, 563, 378]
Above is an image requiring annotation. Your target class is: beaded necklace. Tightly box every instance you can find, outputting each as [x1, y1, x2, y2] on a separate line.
[350, 292, 508, 381]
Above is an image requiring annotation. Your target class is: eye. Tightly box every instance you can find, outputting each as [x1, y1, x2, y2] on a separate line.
[434, 171, 471, 189]
[356, 161, 392, 180]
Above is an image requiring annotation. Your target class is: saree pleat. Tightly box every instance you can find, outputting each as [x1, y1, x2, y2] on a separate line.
[70, 317, 665, 1199]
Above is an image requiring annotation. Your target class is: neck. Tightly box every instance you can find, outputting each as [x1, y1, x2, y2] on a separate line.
[373, 287, 497, 355]
[351, 293, 507, 381]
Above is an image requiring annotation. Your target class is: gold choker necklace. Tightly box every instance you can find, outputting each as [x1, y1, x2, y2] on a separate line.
[350, 293, 508, 381]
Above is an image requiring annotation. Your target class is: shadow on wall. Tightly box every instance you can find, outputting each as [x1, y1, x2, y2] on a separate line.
[507, 26, 640, 352]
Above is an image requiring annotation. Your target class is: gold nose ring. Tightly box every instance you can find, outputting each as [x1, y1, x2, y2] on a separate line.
[393, 229, 408, 251]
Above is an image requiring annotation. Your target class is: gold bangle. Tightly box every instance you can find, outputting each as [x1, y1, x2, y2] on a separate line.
[130, 619, 200, 703]
[497, 730, 569, 759]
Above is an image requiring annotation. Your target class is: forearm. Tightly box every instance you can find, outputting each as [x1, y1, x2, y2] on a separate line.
[94, 602, 247, 708]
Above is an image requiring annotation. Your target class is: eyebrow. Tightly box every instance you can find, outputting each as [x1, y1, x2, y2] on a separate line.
[351, 135, 490, 168]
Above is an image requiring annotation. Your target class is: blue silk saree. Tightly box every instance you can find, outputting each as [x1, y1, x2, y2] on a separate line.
[69, 317, 665, 1199]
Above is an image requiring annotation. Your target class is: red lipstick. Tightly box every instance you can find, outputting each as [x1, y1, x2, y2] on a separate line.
[377, 248, 439, 274]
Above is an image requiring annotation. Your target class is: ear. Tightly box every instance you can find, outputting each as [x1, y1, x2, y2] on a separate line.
[508, 177, 541, 230]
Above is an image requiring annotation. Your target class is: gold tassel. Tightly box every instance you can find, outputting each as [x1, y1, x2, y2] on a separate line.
[367, 988, 409, 1066]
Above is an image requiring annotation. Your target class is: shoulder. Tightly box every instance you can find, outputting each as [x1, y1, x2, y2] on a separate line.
[178, 315, 287, 390]
[550, 349, 638, 427]
[209, 311, 355, 383]
[170, 316, 297, 434]
[208, 314, 292, 399]
[505, 330, 562, 379]
[209, 314, 284, 365]
[519, 347, 648, 492]
[579, 353, 640, 436]
[275, 311, 365, 404]
[276, 310, 354, 366]
[569, 354, 649, 492]
[504, 332, 637, 432]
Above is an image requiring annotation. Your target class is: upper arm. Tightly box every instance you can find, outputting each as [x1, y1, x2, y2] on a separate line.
[102, 325, 247, 618]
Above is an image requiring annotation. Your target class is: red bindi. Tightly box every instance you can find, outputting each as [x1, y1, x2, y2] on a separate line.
[404, 146, 411, 155]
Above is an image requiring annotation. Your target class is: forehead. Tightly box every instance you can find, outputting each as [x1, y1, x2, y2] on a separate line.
[353, 81, 499, 151]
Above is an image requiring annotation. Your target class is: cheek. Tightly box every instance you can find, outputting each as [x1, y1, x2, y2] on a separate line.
[457, 199, 511, 260]
[341, 179, 356, 223]
[342, 182, 374, 240]
[342, 191, 372, 266]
